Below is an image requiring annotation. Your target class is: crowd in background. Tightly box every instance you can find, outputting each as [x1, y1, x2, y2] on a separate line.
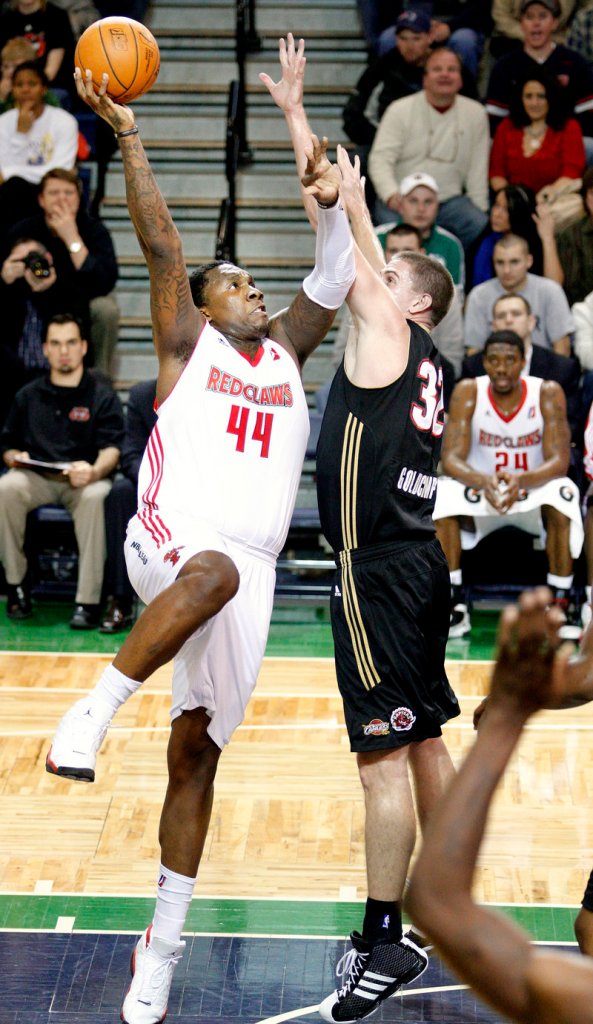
[4, 0, 593, 637]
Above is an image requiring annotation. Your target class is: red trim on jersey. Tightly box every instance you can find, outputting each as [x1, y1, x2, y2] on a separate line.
[237, 344, 265, 367]
[142, 426, 165, 509]
[487, 378, 528, 423]
[154, 318, 208, 411]
[139, 423, 172, 546]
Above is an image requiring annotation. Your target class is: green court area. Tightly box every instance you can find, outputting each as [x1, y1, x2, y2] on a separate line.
[0, 599, 502, 659]
[0, 892, 578, 943]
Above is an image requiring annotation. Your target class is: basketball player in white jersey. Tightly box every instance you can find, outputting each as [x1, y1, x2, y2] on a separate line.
[433, 330, 584, 640]
[44, 68, 356, 1024]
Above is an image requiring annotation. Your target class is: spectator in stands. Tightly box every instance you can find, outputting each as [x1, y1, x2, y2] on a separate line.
[342, 11, 432, 218]
[567, 1, 593, 61]
[473, 184, 543, 285]
[551, 166, 593, 305]
[368, 46, 489, 249]
[343, 9, 431, 149]
[375, 2, 493, 80]
[0, 0, 76, 106]
[572, 290, 593, 372]
[462, 292, 581, 441]
[0, 313, 123, 627]
[433, 331, 584, 639]
[486, 0, 593, 160]
[489, 68, 585, 210]
[464, 234, 574, 356]
[0, 167, 119, 377]
[374, 171, 465, 298]
[100, 378, 157, 634]
[1, 37, 39, 112]
[491, 0, 585, 57]
[0, 61, 77, 233]
[355, 0, 406, 57]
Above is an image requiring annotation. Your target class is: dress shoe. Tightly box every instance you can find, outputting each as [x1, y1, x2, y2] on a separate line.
[99, 597, 134, 634]
[70, 603, 100, 630]
[6, 582, 32, 620]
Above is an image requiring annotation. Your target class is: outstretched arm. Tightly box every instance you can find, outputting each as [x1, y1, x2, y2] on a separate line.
[269, 136, 355, 366]
[407, 589, 593, 1024]
[74, 69, 200, 378]
[259, 33, 319, 228]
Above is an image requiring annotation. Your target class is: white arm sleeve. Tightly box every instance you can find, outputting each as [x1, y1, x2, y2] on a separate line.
[303, 201, 356, 310]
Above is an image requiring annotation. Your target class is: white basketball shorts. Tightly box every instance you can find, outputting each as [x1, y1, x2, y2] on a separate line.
[125, 510, 276, 748]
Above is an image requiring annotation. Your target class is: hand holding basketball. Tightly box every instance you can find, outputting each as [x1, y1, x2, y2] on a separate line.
[74, 16, 160, 104]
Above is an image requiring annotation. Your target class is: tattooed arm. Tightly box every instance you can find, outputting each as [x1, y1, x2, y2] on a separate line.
[74, 69, 201, 398]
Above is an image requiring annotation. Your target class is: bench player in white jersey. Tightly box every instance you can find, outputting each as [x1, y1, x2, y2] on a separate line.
[433, 330, 584, 640]
[44, 64, 356, 1024]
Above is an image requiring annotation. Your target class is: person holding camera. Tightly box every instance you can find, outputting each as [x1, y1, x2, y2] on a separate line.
[0, 167, 119, 378]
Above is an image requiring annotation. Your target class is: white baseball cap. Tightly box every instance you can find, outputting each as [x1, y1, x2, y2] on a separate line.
[399, 172, 439, 197]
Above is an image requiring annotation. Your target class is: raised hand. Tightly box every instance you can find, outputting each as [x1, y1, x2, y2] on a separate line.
[490, 587, 570, 716]
[301, 134, 340, 206]
[258, 32, 306, 114]
[74, 67, 135, 134]
[336, 144, 367, 217]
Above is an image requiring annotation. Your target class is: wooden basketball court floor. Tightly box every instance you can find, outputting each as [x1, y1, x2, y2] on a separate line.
[1, 620, 593, 1023]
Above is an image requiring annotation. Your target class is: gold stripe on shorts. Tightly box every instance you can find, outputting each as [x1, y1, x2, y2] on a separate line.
[338, 414, 380, 691]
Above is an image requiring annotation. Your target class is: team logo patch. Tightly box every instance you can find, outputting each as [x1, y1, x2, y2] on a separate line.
[163, 545, 185, 567]
[390, 706, 416, 732]
[363, 719, 390, 737]
[68, 406, 90, 422]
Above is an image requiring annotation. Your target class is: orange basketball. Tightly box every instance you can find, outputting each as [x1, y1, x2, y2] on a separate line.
[74, 16, 160, 103]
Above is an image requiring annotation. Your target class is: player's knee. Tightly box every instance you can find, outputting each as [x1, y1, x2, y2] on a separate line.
[179, 550, 240, 611]
[167, 711, 221, 788]
[543, 504, 570, 530]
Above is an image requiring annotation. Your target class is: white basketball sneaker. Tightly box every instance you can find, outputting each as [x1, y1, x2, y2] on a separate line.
[45, 696, 113, 782]
[121, 925, 186, 1024]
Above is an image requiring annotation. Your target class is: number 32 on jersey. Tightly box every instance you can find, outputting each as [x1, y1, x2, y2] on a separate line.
[411, 359, 444, 437]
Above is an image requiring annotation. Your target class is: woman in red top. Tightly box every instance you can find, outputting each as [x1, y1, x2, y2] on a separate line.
[489, 67, 585, 204]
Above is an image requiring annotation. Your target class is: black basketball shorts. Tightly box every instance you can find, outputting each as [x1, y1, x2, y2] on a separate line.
[330, 537, 460, 753]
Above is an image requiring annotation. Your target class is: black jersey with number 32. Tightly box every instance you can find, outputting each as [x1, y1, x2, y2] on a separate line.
[316, 321, 444, 553]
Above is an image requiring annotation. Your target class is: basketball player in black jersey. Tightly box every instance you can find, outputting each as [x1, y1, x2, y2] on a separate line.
[263, 35, 461, 1023]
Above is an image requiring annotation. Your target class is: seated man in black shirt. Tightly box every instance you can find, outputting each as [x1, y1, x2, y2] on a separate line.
[0, 313, 123, 627]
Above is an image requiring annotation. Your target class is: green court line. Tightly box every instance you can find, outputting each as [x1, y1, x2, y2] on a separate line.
[0, 601, 501, 659]
[0, 894, 577, 942]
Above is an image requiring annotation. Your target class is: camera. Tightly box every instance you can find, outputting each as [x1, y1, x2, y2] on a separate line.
[22, 250, 50, 278]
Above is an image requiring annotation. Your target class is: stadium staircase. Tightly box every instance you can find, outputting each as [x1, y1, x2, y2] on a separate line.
[95, 0, 366, 598]
[104, 0, 365, 394]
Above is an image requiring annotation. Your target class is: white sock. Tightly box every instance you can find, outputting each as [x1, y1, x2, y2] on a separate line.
[88, 664, 143, 717]
[547, 573, 573, 592]
[449, 569, 462, 586]
[152, 863, 196, 944]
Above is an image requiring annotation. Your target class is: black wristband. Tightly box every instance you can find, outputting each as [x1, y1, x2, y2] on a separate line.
[316, 198, 339, 210]
[115, 125, 138, 139]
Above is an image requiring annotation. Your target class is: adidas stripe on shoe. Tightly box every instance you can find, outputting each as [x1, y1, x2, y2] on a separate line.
[318, 931, 428, 1023]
